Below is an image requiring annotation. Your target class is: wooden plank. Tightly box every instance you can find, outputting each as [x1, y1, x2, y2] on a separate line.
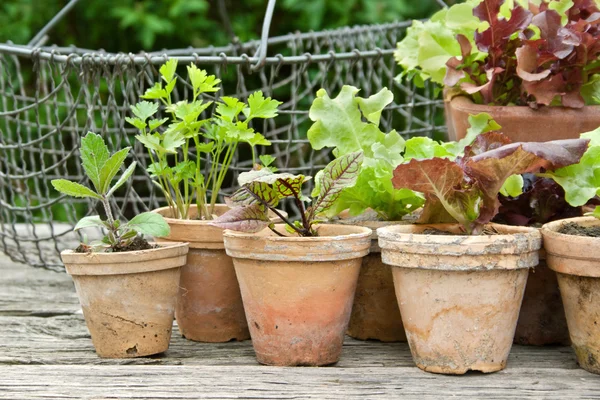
[1, 364, 599, 399]
[2, 253, 600, 400]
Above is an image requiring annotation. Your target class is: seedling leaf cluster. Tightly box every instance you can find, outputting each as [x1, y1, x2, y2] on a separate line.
[52, 132, 170, 252]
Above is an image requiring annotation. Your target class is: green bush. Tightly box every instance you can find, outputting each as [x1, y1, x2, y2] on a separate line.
[1, 0, 443, 51]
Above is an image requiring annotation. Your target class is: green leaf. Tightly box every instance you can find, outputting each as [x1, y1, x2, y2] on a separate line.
[307, 86, 390, 157]
[51, 179, 102, 199]
[80, 132, 110, 192]
[370, 130, 405, 167]
[499, 174, 524, 197]
[187, 64, 221, 95]
[126, 212, 170, 237]
[259, 154, 276, 168]
[172, 160, 196, 183]
[581, 127, 600, 147]
[160, 59, 178, 84]
[238, 168, 275, 186]
[162, 129, 186, 153]
[247, 133, 271, 147]
[141, 83, 168, 100]
[443, 113, 502, 157]
[243, 91, 282, 120]
[148, 118, 169, 131]
[196, 141, 215, 153]
[74, 215, 106, 231]
[585, 206, 600, 219]
[107, 162, 136, 197]
[99, 147, 131, 194]
[355, 88, 393, 125]
[147, 161, 169, 177]
[209, 204, 271, 233]
[542, 146, 600, 207]
[229, 182, 280, 207]
[136, 133, 162, 153]
[311, 151, 364, 218]
[126, 117, 148, 131]
[216, 97, 245, 122]
[130, 101, 159, 121]
[404, 137, 454, 160]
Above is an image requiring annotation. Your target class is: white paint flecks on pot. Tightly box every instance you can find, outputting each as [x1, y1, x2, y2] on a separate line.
[378, 223, 541, 375]
[61, 242, 189, 358]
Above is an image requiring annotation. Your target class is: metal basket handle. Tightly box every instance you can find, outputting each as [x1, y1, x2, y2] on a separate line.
[26, 0, 277, 72]
[27, 0, 81, 48]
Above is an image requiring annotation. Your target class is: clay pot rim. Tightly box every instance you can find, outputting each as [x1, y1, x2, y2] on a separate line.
[378, 222, 541, 244]
[541, 216, 600, 243]
[153, 204, 286, 226]
[224, 223, 372, 242]
[61, 242, 188, 276]
[60, 241, 189, 273]
[449, 95, 600, 114]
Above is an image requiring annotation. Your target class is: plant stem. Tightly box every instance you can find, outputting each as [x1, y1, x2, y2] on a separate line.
[268, 225, 285, 237]
[244, 188, 309, 236]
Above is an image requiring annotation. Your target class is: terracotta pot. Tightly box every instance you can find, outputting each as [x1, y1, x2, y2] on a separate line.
[154, 205, 284, 343]
[223, 224, 371, 366]
[61, 242, 189, 358]
[541, 217, 600, 375]
[378, 224, 541, 374]
[340, 220, 406, 342]
[514, 249, 570, 346]
[445, 95, 600, 142]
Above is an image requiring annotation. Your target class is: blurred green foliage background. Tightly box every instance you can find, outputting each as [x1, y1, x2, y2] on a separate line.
[1, 0, 443, 51]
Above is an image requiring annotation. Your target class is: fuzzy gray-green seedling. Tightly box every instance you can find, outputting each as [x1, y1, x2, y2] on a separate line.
[52, 132, 170, 252]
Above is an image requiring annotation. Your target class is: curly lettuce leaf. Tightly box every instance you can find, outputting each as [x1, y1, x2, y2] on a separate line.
[393, 133, 590, 234]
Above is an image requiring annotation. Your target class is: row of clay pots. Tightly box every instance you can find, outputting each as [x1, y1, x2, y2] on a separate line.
[61, 210, 600, 375]
[345, 220, 569, 347]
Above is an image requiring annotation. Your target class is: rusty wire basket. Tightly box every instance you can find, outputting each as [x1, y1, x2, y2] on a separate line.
[0, 0, 449, 270]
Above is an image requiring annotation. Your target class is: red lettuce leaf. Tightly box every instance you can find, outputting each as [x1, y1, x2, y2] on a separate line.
[392, 134, 590, 234]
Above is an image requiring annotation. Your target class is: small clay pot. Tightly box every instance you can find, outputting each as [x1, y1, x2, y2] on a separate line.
[514, 249, 570, 346]
[223, 224, 371, 366]
[154, 205, 248, 343]
[541, 217, 600, 375]
[342, 220, 406, 342]
[378, 224, 541, 375]
[154, 205, 284, 343]
[61, 242, 189, 358]
[445, 95, 600, 142]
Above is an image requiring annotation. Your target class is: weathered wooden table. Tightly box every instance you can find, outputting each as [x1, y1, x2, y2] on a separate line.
[1, 253, 599, 399]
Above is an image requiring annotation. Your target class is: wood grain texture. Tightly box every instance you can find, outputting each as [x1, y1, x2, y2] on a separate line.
[2, 253, 600, 399]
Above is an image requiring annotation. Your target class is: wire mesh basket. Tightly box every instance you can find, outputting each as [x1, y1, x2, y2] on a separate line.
[0, 0, 448, 271]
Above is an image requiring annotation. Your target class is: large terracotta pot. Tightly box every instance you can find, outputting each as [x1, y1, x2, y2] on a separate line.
[61, 242, 189, 358]
[541, 217, 600, 375]
[342, 220, 406, 342]
[223, 224, 371, 366]
[378, 224, 541, 375]
[445, 95, 600, 142]
[514, 249, 570, 346]
[154, 205, 284, 343]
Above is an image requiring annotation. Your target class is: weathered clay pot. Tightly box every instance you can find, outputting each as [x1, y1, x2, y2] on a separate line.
[154, 205, 249, 342]
[378, 224, 541, 374]
[514, 249, 570, 346]
[342, 220, 406, 342]
[223, 224, 371, 366]
[445, 95, 600, 142]
[154, 205, 284, 343]
[61, 242, 189, 358]
[542, 217, 600, 375]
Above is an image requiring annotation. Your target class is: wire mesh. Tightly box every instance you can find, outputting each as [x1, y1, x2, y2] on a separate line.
[0, 19, 447, 271]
